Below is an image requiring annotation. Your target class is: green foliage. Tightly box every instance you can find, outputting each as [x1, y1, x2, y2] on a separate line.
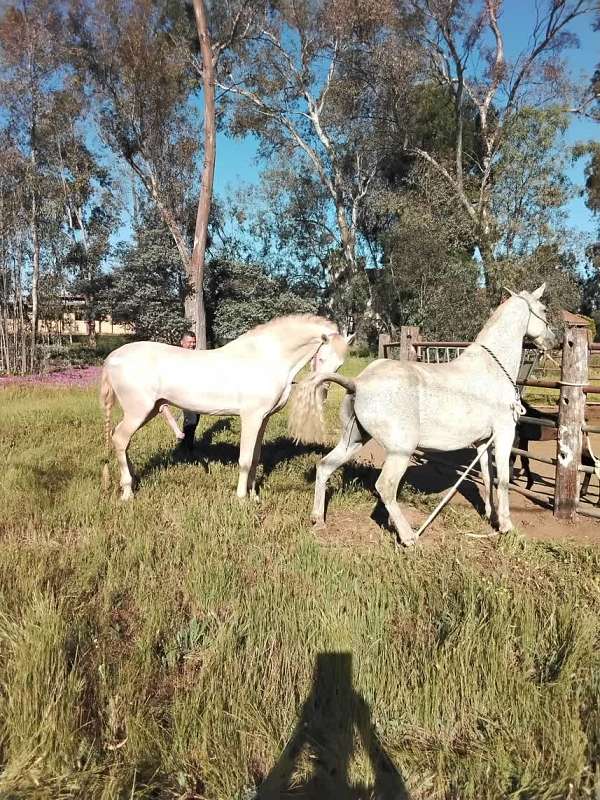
[58, 335, 135, 367]
[367, 174, 485, 339]
[386, 82, 484, 183]
[205, 259, 317, 345]
[492, 108, 573, 257]
[0, 374, 599, 797]
[575, 141, 600, 215]
[109, 216, 190, 343]
[106, 214, 317, 345]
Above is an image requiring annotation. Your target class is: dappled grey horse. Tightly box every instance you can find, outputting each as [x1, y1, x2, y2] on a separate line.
[101, 315, 352, 501]
[289, 286, 556, 545]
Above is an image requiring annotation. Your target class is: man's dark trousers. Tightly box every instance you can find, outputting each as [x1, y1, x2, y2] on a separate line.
[182, 409, 200, 449]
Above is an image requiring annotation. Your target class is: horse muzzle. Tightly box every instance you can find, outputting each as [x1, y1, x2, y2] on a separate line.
[534, 330, 557, 352]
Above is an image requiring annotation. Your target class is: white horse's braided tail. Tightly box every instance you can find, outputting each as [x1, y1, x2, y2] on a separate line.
[288, 372, 356, 444]
[100, 366, 115, 491]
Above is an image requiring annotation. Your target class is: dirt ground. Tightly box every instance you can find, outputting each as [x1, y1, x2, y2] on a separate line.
[319, 422, 600, 547]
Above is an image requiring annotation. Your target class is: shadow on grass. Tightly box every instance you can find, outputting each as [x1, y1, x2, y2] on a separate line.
[25, 464, 75, 497]
[136, 417, 329, 486]
[256, 652, 409, 799]
[300, 447, 488, 531]
[134, 419, 515, 527]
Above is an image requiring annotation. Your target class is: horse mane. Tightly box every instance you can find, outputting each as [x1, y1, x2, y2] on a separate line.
[242, 314, 338, 339]
[474, 295, 525, 341]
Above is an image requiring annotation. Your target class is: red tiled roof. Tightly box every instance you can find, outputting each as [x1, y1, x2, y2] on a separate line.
[560, 310, 591, 327]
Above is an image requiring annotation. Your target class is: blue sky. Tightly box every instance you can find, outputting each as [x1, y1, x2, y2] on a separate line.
[212, 1, 599, 241]
[500, 0, 599, 238]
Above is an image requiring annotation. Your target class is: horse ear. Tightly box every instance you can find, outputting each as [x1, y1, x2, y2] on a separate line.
[531, 283, 546, 300]
[345, 333, 355, 345]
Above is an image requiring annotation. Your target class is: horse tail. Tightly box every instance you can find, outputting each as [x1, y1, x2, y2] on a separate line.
[100, 366, 115, 490]
[288, 373, 356, 444]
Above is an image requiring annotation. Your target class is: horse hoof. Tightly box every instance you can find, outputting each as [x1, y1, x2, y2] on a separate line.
[311, 516, 326, 530]
[120, 488, 134, 502]
[399, 535, 417, 547]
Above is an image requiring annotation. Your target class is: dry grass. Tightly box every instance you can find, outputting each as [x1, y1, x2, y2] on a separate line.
[0, 358, 599, 799]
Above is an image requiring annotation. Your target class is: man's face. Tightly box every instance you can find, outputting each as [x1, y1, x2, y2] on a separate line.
[180, 335, 196, 350]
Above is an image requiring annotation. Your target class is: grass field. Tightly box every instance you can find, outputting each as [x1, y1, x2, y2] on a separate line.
[1, 357, 599, 799]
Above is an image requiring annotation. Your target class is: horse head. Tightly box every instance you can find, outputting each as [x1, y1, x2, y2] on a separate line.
[506, 283, 556, 352]
[311, 332, 354, 375]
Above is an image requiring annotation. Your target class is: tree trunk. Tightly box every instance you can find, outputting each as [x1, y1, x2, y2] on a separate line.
[478, 236, 495, 290]
[74, 206, 97, 348]
[87, 299, 97, 347]
[335, 204, 357, 279]
[30, 193, 40, 370]
[191, 0, 216, 350]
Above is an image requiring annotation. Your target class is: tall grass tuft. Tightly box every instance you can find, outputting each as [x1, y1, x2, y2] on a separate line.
[0, 595, 86, 795]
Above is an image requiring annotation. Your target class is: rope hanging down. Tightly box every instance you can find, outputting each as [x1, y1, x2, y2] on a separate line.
[414, 435, 495, 539]
[479, 344, 524, 421]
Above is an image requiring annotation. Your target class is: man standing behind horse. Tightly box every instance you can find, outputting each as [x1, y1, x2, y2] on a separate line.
[160, 330, 200, 450]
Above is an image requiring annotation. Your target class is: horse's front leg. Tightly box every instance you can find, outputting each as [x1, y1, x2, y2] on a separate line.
[247, 417, 269, 500]
[237, 412, 267, 499]
[493, 425, 516, 533]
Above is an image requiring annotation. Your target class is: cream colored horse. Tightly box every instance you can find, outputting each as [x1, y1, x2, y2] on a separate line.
[101, 314, 352, 501]
[289, 287, 555, 545]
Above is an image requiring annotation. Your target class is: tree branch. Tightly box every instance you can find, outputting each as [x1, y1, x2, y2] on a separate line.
[410, 146, 479, 226]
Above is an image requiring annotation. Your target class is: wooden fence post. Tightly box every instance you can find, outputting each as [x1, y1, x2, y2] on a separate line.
[400, 325, 421, 361]
[378, 333, 391, 359]
[554, 324, 588, 521]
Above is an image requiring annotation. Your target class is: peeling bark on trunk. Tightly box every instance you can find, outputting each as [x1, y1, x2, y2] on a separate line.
[191, 0, 216, 350]
[30, 192, 39, 370]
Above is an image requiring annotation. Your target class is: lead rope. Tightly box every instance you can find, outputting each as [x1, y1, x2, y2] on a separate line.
[479, 344, 525, 421]
[415, 435, 495, 538]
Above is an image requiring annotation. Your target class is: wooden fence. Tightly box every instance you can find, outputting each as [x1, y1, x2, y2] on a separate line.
[378, 321, 599, 522]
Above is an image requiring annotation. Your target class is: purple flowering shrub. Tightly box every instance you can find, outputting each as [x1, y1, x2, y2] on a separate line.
[0, 366, 102, 388]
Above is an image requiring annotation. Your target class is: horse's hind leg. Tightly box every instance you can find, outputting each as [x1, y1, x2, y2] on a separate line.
[517, 435, 534, 490]
[478, 441, 494, 521]
[311, 396, 367, 527]
[112, 406, 158, 501]
[580, 470, 591, 500]
[160, 404, 184, 440]
[238, 412, 268, 499]
[375, 451, 416, 546]
[523, 453, 533, 490]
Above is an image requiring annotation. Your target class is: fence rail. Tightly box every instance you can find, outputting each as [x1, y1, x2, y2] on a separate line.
[520, 415, 557, 429]
[382, 339, 539, 354]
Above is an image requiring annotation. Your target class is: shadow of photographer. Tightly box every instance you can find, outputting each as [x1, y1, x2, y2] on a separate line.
[257, 652, 409, 800]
